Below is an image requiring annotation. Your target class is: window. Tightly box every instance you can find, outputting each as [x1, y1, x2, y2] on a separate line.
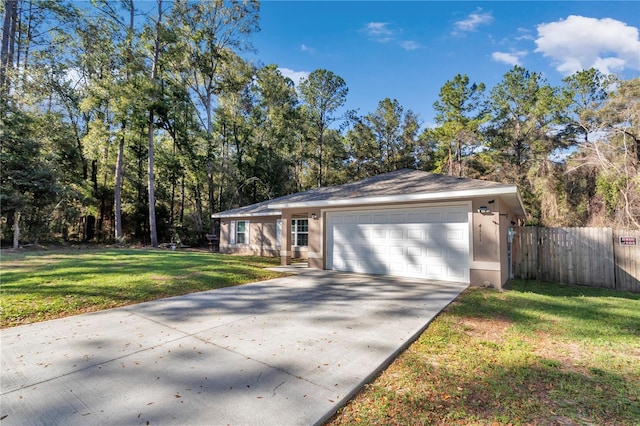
[291, 219, 308, 247]
[236, 220, 248, 244]
[230, 220, 248, 245]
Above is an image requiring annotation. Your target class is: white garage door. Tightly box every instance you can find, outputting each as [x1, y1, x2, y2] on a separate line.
[326, 205, 470, 283]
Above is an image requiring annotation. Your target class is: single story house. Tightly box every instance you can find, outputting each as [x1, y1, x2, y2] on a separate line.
[212, 169, 526, 289]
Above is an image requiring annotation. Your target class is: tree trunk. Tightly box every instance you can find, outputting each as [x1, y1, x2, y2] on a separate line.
[0, 0, 17, 95]
[206, 95, 215, 233]
[194, 181, 204, 235]
[180, 174, 185, 224]
[146, 0, 162, 248]
[217, 121, 226, 213]
[318, 133, 323, 187]
[169, 140, 176, 228]
[18, 0, 34, 91]
[113, 1, 136, 242]
[170, 178, 175, 228]
[12, 211, 20, 249]
[148, 112, 158, 247]
[456, 138, 463, 177]
[114, 132, 125, 240]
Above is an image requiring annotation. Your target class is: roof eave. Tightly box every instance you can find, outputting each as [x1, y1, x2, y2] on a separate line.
[211, 210, 282, 219]
[269, 187, 522, 210]
[512, 190, 527, 219]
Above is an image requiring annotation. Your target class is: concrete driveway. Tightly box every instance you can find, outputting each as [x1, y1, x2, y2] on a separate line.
[1, 269, 467, 426]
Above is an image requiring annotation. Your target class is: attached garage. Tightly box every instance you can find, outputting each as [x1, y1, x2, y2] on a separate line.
[326, 205, 470, 282]
[213, 169, 526, 289]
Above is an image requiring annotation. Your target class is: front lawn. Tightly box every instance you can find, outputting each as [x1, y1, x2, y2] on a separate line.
[0, 248, 283, 328]
[329, 281, 640, 425]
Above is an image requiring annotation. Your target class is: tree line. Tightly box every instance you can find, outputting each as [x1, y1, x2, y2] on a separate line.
[2, 0, 639, 249]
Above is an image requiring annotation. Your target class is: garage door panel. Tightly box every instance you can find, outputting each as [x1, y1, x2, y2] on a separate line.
[447, 211, 467, 222]
[372, 228, 386, 239]
[335, 226, 369, 240]
[357, 259, 384, 274]
[373, 245, 387, 255]
[407, 212, 422, 223]
[357, 214, 372, 224]
[389, 213, 405, 223]
[448, 246, 468, 256]
[374, 213, 388, 223]
[327, 206, 470, 283]
[388, 245, 404, 256]
[407, 229, 423, 240]
[333, 225, 351, 238]
[389, 262, 405, 274]
[427, 264, 444, 276]
[389, 229, 404, 239]
[406, 246, 423, 257]
[426, 247, 443, 258]
[407, 264, 424, 275]
[447, 266, 468, 279]
[424, 212, 441, 222]
[341, 244, 367, 257]
[447, 229, 466, 241]
[332, 249, 356, 260]
[344, 215, 357, 224]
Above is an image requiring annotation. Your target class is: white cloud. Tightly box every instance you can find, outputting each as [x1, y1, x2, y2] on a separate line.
[535, 15, 640, 75]
[300, 44, 316, 54]
[278, 67, 309, 86]
[453, 9, 493, 34]
[492, 51, 527, 66]
[400, 40, 420, 51]
[515, 27, 534, 41]
[361, 22, 419, 51]
[363, 22, 394, 38]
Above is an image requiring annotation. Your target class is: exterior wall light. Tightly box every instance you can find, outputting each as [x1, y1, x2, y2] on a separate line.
[311, 213, 318, 220]
[477, 206, 491, 214]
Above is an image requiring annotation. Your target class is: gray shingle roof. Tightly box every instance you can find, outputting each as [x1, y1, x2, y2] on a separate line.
[212, 197, 282, 218]
[212, 169, 524, 218]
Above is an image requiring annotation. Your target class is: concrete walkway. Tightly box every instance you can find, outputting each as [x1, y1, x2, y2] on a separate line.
[1, 269, 467, 425]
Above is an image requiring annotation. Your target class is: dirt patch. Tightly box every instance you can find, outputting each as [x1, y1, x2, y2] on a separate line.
[150, 274, 169, 282]
[459, 316, 513, 344]
[529, 331, 588, 370]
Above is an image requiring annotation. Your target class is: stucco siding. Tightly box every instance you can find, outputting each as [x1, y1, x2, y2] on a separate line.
[469, 196, 518, 288]
[219, 216, 280, 257]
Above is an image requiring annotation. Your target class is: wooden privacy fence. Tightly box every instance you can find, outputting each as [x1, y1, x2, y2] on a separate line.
[512, 227, 640, 293]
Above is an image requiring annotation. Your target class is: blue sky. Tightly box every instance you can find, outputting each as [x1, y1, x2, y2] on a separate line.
[247, 1, 640, 127]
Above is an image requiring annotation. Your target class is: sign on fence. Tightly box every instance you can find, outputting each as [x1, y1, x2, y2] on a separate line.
[619, 236, 637, 246]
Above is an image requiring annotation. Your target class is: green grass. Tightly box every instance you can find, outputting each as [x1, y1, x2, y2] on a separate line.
[329, 280, 640, 425]
[3, 251, 639, 423]
[0, 248, 284, 328]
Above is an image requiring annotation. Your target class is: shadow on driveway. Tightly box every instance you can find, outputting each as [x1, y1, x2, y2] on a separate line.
[1, 270, 467, 425]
